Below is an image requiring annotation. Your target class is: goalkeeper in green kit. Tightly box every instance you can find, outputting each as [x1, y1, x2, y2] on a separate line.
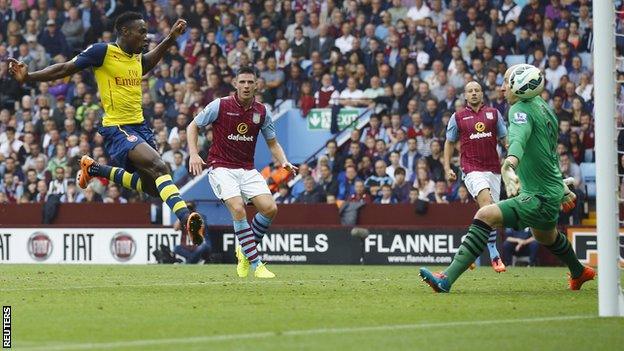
[419, 64, 595, 293]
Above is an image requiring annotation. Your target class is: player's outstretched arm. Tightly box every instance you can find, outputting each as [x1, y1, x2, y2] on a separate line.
[142, 19, 187, 74]
[186, 120, 206, 176]
[266, 138, 298, 175]
[7, 58, 81, 83]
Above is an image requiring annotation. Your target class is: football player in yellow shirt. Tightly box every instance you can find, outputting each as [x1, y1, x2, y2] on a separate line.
[8, 12, 205, 243]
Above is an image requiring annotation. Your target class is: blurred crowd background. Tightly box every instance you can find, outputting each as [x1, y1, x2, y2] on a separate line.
[0, 0, 601, 226]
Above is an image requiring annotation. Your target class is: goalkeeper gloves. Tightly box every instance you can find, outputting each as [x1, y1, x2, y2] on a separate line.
[501, 159, 521, 197]
[561, 177, 577, 213]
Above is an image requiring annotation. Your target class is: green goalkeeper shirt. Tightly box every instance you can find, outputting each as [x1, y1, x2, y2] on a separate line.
[507, 96, 564, 201]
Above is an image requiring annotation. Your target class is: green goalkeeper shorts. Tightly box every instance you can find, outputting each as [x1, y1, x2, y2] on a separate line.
[497, 192, 560, 231]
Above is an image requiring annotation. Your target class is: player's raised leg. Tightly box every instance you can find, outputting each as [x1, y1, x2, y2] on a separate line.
[531, 227, 595, 290]
[420, 204, 504, 292]
[128, 143, 205, 244]
[224, 195, 274, 279]
[78, 155, 144, 193]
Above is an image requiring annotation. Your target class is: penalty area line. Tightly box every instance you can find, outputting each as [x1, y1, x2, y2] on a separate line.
[17, 315, 595, 351]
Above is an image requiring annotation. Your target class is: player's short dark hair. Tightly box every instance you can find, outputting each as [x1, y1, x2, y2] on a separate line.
[115, 12, 143, 32]
[236, 66, 258, 78]
[394, 167, 406, 176]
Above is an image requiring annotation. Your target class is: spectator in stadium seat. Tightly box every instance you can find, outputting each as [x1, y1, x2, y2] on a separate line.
[463, 21, 493, 59]
[290, 163, 310, 199]
[372, 138, 388, 163]
[1, 156, 23, 182]
[61, 7, 84, 49]
[275, 183, 295, 204]
[46, 144, 67, 173]
[290, 27, 310, 59]
[349, 179, 372, 204]
[552, 94, 573, 123]
[171, 151, 188, 184]
[0, 172, 23, 203]
[339, 78, 366, 107]
[103, 184, 127, 204]
[358, 155, 374, 180]
[559, 119, 572, 146]
[296, 175, 326, 204]
[365, 159, 393, 198]
[261, 57, 285, 103]
[385, 151, 402, 180]
[227, 39, 253, 72]
[415, 167, 435, 201]
[417, 123, 436, 157]
[545, 54, 568, 92]
[391, 167, 410, 203]
[401, 137, 420, 180]
[428, 180, 450, 204]
[455, 184, 471, 203]
[407, 186, 420, 205]
[324, 140, 344, 175]
[502, 228, 539, 266]
[345, 139, 365, 165]
[375, 184, 397, 204]
[284, 64, 304, 102]
[568, 132, 584, 164]
[162, 138, 186, 169]
[0, 127, 23, 158]
[338, 165, 360, 200]
[318, 164, 339, 198]
[273, 38, 291, 70]
[298, 81, 315, 117]
[310, 25, 335, 62]
[426, 139, 445, 182]
[579, 114, 595, 150]
[314, 73, 340, 108]
[336, 22, 355, 55]
[38, 19, 69, 58]
[34, 179, 49, 202]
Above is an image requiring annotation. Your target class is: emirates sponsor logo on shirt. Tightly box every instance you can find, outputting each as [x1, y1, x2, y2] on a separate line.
[228, 134, 254, 142]
[469, 132, 493, 140]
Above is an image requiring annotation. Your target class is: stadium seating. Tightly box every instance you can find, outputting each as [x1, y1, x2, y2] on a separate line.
[580, 162, 597, 199]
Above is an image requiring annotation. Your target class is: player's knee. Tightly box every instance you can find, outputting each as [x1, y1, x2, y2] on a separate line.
[263, 203, 278, 218]
[474, 205, 499, 227]
[147, 160, 169, 178]
[230, 204, 247, 220]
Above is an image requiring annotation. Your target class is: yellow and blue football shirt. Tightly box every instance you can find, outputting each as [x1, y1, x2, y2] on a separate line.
[72, 43, 144, 127]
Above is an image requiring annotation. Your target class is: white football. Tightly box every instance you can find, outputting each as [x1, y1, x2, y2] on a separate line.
[509, 64, 544, 99]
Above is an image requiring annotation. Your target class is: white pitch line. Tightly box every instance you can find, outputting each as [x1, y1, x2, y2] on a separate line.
[0, 278, 408, 292]
[16, 315, 595, 351]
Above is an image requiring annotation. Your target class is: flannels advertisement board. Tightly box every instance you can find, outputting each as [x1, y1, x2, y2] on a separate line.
[361, 229, 468, 265]
[208, 228, 360, 264]
[0, 228, 181, 264]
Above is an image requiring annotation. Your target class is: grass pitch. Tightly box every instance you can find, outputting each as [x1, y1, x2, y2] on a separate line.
[1, 264, 623, 351]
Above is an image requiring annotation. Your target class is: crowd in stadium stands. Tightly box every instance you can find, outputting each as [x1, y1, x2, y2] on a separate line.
[0, 0, 597, 223]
